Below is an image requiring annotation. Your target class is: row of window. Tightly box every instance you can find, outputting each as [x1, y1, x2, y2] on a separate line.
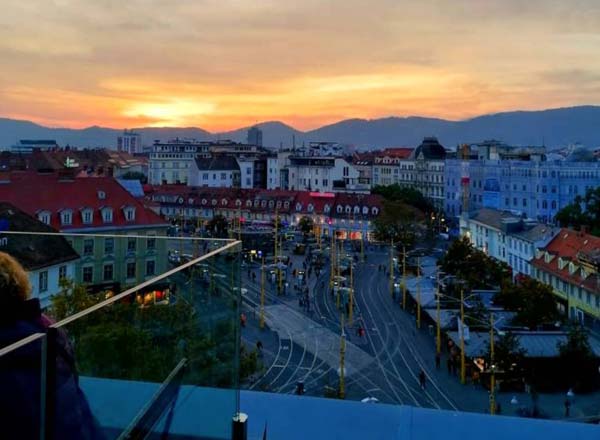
[81, 237, 156, 256]
[38, 207, 136, 226]
[82, 260, 156, 283]
[537, 269, 600, 309]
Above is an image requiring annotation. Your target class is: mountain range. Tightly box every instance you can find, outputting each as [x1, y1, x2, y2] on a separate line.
[1, 106, 599, 150]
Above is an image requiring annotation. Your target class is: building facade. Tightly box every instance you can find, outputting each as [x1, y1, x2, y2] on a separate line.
[531, 229, 600, 328]
[0, 172, 169, 293]
[117, 130, 143, 154]
[188, 156, 241, 188]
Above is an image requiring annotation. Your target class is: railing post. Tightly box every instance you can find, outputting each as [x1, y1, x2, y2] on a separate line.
[44, 328, 58, 440]
[232, 413, 248, 440]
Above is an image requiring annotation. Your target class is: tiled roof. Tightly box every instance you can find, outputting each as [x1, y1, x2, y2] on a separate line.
[0, 172, 167, 231]
[0, 202, 79, 270]
[195, 156, 240, 171]
[531, 228, 600, 293]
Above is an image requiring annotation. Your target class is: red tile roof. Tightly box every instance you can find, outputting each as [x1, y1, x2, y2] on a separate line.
[379, 148, 413, 158]
[0, 171, 167, 231]
[531, 228, 600, 294]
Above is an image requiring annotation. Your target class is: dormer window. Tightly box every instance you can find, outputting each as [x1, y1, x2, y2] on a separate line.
[371, 207, 379, 215]
[336, 205, 343, 214]
[97, 190, 106, 200]
[211, 199, 217, 206]
[123, 206, 136, 222]
[236, 199, 242, 207]
[246, 200, 252, 207]
[221, 198, 227, 206]
[188, 198, 195, 205]
[37, 211, 51, 225]
[345, 205, 351, 214]
[307, 203, 314, 213]
[254, 200, 259, 207]
[60, 209, 73, 225]
[261, 200, 267, 208]
[276, 201, 282, 208]
[362, 206, 369, 215]
[296, 203, 302, 212]
[354, 206, 360, 214]
[101, 207, 113, 223]
[201, 198, 207, 205]
[269, 200, 274, 208]
[81, 208, 94, 224]
[284, 201, 290, 209]
[324, 204, 331, 213]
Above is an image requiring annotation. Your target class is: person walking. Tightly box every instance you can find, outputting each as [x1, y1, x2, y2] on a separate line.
[446, 357, 452, 374]
[419, 369, 427, 390]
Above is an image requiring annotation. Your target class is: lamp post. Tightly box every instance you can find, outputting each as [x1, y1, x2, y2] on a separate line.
[389, 238, 394, 299]
[460, 288, 466, 385]
[260, 256, 265, 329]
[339, 313, 346, 399]
[349, 261, 354, 326]
[489, 312, 496, 414]
[436, 270, 441, 354]
[416, 257, 421, 329]
[402, 246, 407, 310]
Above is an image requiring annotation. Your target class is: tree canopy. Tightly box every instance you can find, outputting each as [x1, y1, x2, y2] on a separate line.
[494, 276, 562, 329]
[372, 199, 423, 245]
[555, 187, 600, 236]
[372, 184, 434, 213]
[438, 237, 512, 289]
[486, 331, 527, 374]
[298, 216, 314, 235]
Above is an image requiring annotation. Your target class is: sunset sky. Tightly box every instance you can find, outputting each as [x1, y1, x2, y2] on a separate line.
[1, 0, 599, 131]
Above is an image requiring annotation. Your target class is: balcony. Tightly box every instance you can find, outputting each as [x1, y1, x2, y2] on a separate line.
[0, 232, 242, 439]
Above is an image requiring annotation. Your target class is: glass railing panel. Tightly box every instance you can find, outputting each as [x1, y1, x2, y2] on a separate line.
[0, 231, 241, 440]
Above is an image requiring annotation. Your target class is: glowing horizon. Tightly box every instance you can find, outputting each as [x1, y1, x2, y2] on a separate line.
[1, 1, 600, 131]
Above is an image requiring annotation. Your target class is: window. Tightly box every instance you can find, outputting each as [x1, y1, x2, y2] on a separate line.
[127, 237, 136, 252]
[124, 207, 136, 221]
[83, 239, 94, 256]
[146, 260, 156, 276]
[147, 237, 156, 250]
[323, 179, 328, 187]
[82, 209, 93, 224]
[103, 264, 114, 281]
[203, 173, 209, 181]
[126, 262, 136, 279]
[101, 208, 113, 223]
[61, 210, 72, 225]
[39, 271, 48, 293]
[221, 173, 227, 180]
[104, 237, 114, 254]
[58, 265, 67, 281]
[246, 167, 251, 175]
[38, 211, 51, 225]
[551, 200, 557, 210]
[82, 266, 93, 283]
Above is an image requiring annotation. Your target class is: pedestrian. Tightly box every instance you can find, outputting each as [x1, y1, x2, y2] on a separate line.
[446, 357, 452, 374]
[256, 340, 263, 352]
[564, 399, 571, 417]
[419, 369, 427, 390]
[435, 353, 441, 370]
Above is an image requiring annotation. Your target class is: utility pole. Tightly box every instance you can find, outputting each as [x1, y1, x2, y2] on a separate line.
[349, 259, 353, 325]
[389, 238, 394, 299]
[260, 256, 265, 329]
[460, 288, 466, 385]
[274, 208, 279, 294]
[402, 246, 407, 310]
[336, 238, 341, 309]
[330, 232, 335, 288]
[489, 313, 496, 415]
[339, 313, 346, 399]
[436, 270, 441, 354]
[238, 206, 242, 241]
[360, 233, 364, 262]
[416, 256, 421, 329]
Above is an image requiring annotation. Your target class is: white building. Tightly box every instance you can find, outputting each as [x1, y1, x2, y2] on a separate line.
[188, 156, 241, 188]
[464, 208, 558, 277]
[286, 156, 360, 192]
[0, 203, 80, 309]
[117, 130, 142, 154]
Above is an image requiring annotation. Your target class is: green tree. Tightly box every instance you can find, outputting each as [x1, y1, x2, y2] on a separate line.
[495, 277, 561, 329]
[487, 331, 527, 374]
[207, 214, 228, 237]
[555, 187, 600, 236]
[50, 278, 101, 321]
[298, 216, 314, 236]
[372, 184, 434, 213]
[558, 324, 596, 390]
[372, 200, 423, 246]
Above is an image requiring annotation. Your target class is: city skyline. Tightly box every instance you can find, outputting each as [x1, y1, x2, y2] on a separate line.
[1, 1, 600, 130]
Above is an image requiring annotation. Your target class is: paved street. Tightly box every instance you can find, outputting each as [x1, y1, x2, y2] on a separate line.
[239, 240, 600, 420]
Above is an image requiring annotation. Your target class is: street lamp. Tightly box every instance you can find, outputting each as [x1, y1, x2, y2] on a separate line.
[566, 388, 575, 400]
